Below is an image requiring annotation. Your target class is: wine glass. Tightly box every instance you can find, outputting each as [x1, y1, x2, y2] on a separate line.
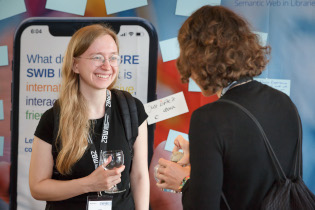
[100, 150, 126, 194]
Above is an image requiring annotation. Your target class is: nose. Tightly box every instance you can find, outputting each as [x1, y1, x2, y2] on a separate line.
[101, 59, 111, 68]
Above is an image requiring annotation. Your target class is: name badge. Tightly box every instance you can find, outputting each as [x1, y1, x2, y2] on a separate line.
[87, 195, 113, 210]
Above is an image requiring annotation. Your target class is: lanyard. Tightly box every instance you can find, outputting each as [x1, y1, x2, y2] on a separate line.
[88, 89, 112, 169]
[221, 77, 253, 97]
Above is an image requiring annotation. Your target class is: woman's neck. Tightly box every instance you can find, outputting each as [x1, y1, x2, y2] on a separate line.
[81, 88, 108, 119]
[216, 88, 223, 98]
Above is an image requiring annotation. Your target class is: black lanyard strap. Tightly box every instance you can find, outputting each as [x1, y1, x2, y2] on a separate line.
[88, 89, 112, 169]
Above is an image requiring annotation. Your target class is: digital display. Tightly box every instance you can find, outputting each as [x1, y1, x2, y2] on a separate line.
[16, 23, 151, 210]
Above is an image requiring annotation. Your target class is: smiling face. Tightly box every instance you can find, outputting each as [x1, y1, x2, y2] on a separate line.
[73, 34, 119, 93]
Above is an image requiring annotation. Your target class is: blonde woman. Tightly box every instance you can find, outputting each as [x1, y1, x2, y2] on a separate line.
[29, 24, 149, 210]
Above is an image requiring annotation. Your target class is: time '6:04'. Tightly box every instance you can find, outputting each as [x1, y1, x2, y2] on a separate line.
[31, 29, 42, 34]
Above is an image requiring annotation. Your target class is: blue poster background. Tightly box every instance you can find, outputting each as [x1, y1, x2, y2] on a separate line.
[0, 0, 314, 209]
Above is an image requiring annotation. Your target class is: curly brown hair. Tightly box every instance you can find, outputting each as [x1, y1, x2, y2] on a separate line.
[177, 6, 270, 94]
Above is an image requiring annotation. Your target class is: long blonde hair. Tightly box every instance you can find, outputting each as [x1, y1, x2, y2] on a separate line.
[56, 24, 119, 175]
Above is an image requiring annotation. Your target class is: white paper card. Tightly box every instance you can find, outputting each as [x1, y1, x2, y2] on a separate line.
[144, 92, 189, 125]
[175, 0, 221, 16]
[188, 78, 201, 92]
[0, 46, 9, 66]
[253, 31, 268, 46]
[46, 0, 87, 16]
[159, 37, 180, 62]
[255, 78, 291, 96]
[105, 0, 148, 15]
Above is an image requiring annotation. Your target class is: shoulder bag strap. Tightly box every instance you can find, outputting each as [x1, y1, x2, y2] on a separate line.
[291, 103, 303, 178]
[217, 99, 302, 209]
[111, 89, 138, 158]
[219, 99, 302, 178]
[121, 91, 138, 142]
[219, 99, 287, 180]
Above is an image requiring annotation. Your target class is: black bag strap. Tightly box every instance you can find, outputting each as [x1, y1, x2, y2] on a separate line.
[293, 103, 303, 178]
[221, 192, 231, 210]
[218, 99, 302, 180]
[217, 99, 302, 210]
[111, 89, 138, 158]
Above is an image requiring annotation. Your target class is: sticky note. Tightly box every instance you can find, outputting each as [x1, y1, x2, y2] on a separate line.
[175, 0, 221, 16]
[144, 92, 189, 125]
[165, 129, 189, 152]
[188, 78, 201, 92]
[0, 46, 9, 66]
[105, 0, 148, 15]
[255, 78, 290, 96]
[0, 100, 3, 120]
[159, 37, 180, 62]
[0, 0, 26, 20]
[253, 31, 268, 46]
[46, 0, 87, 16]
[0, 137, 4, 156]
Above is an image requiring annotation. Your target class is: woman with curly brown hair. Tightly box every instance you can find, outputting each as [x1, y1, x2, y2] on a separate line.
[156, 5, 300, 209]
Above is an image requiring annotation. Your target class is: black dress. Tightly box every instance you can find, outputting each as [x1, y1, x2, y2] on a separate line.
[182, 81, 299, 210]
[34, 93, 148, 210]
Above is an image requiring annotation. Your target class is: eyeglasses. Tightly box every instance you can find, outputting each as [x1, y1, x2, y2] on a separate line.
[76, 54, 121, 67]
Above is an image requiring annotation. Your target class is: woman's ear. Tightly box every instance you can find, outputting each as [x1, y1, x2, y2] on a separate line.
[72, 59, 79, 73]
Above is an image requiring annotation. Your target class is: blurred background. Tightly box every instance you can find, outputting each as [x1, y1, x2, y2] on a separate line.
[0, 0, 315, 209]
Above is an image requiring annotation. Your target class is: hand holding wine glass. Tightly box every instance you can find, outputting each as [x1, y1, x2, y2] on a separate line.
[84, 155, 124, 195]
[156, 158, 191, 192]
[100, 150, 126, 194]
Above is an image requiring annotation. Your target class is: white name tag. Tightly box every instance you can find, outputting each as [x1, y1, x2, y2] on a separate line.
[87, 195, 112, 210]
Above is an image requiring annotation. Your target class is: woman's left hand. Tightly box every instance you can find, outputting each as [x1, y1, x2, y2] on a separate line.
[156, 158, 190, 192]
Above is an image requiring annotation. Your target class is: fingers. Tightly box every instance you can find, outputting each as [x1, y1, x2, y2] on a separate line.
[156, 161, 174, 176]
[91, 167, 123, 191]
[173, 135, 189, 152]
[156, 181, 168, 189]
[155, 170, 170, 189]
[91, 164, 125, 192]
[156, 177, 179, 192]
[103, 169, 123, 185]
[103, 175, 122, 190]
[172, 135, 183, 152]
[115, 165, 125, 174]
[155, 168, 167, 181]
[177, 135, 189, 149]
[157, 165, 165, 175]
[173, 139, 180, 152]
[158, 158, 171, 167]
[110, 175, 122, 185]
[177, 158, 189, 166]
[102, 165, 125, 176]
